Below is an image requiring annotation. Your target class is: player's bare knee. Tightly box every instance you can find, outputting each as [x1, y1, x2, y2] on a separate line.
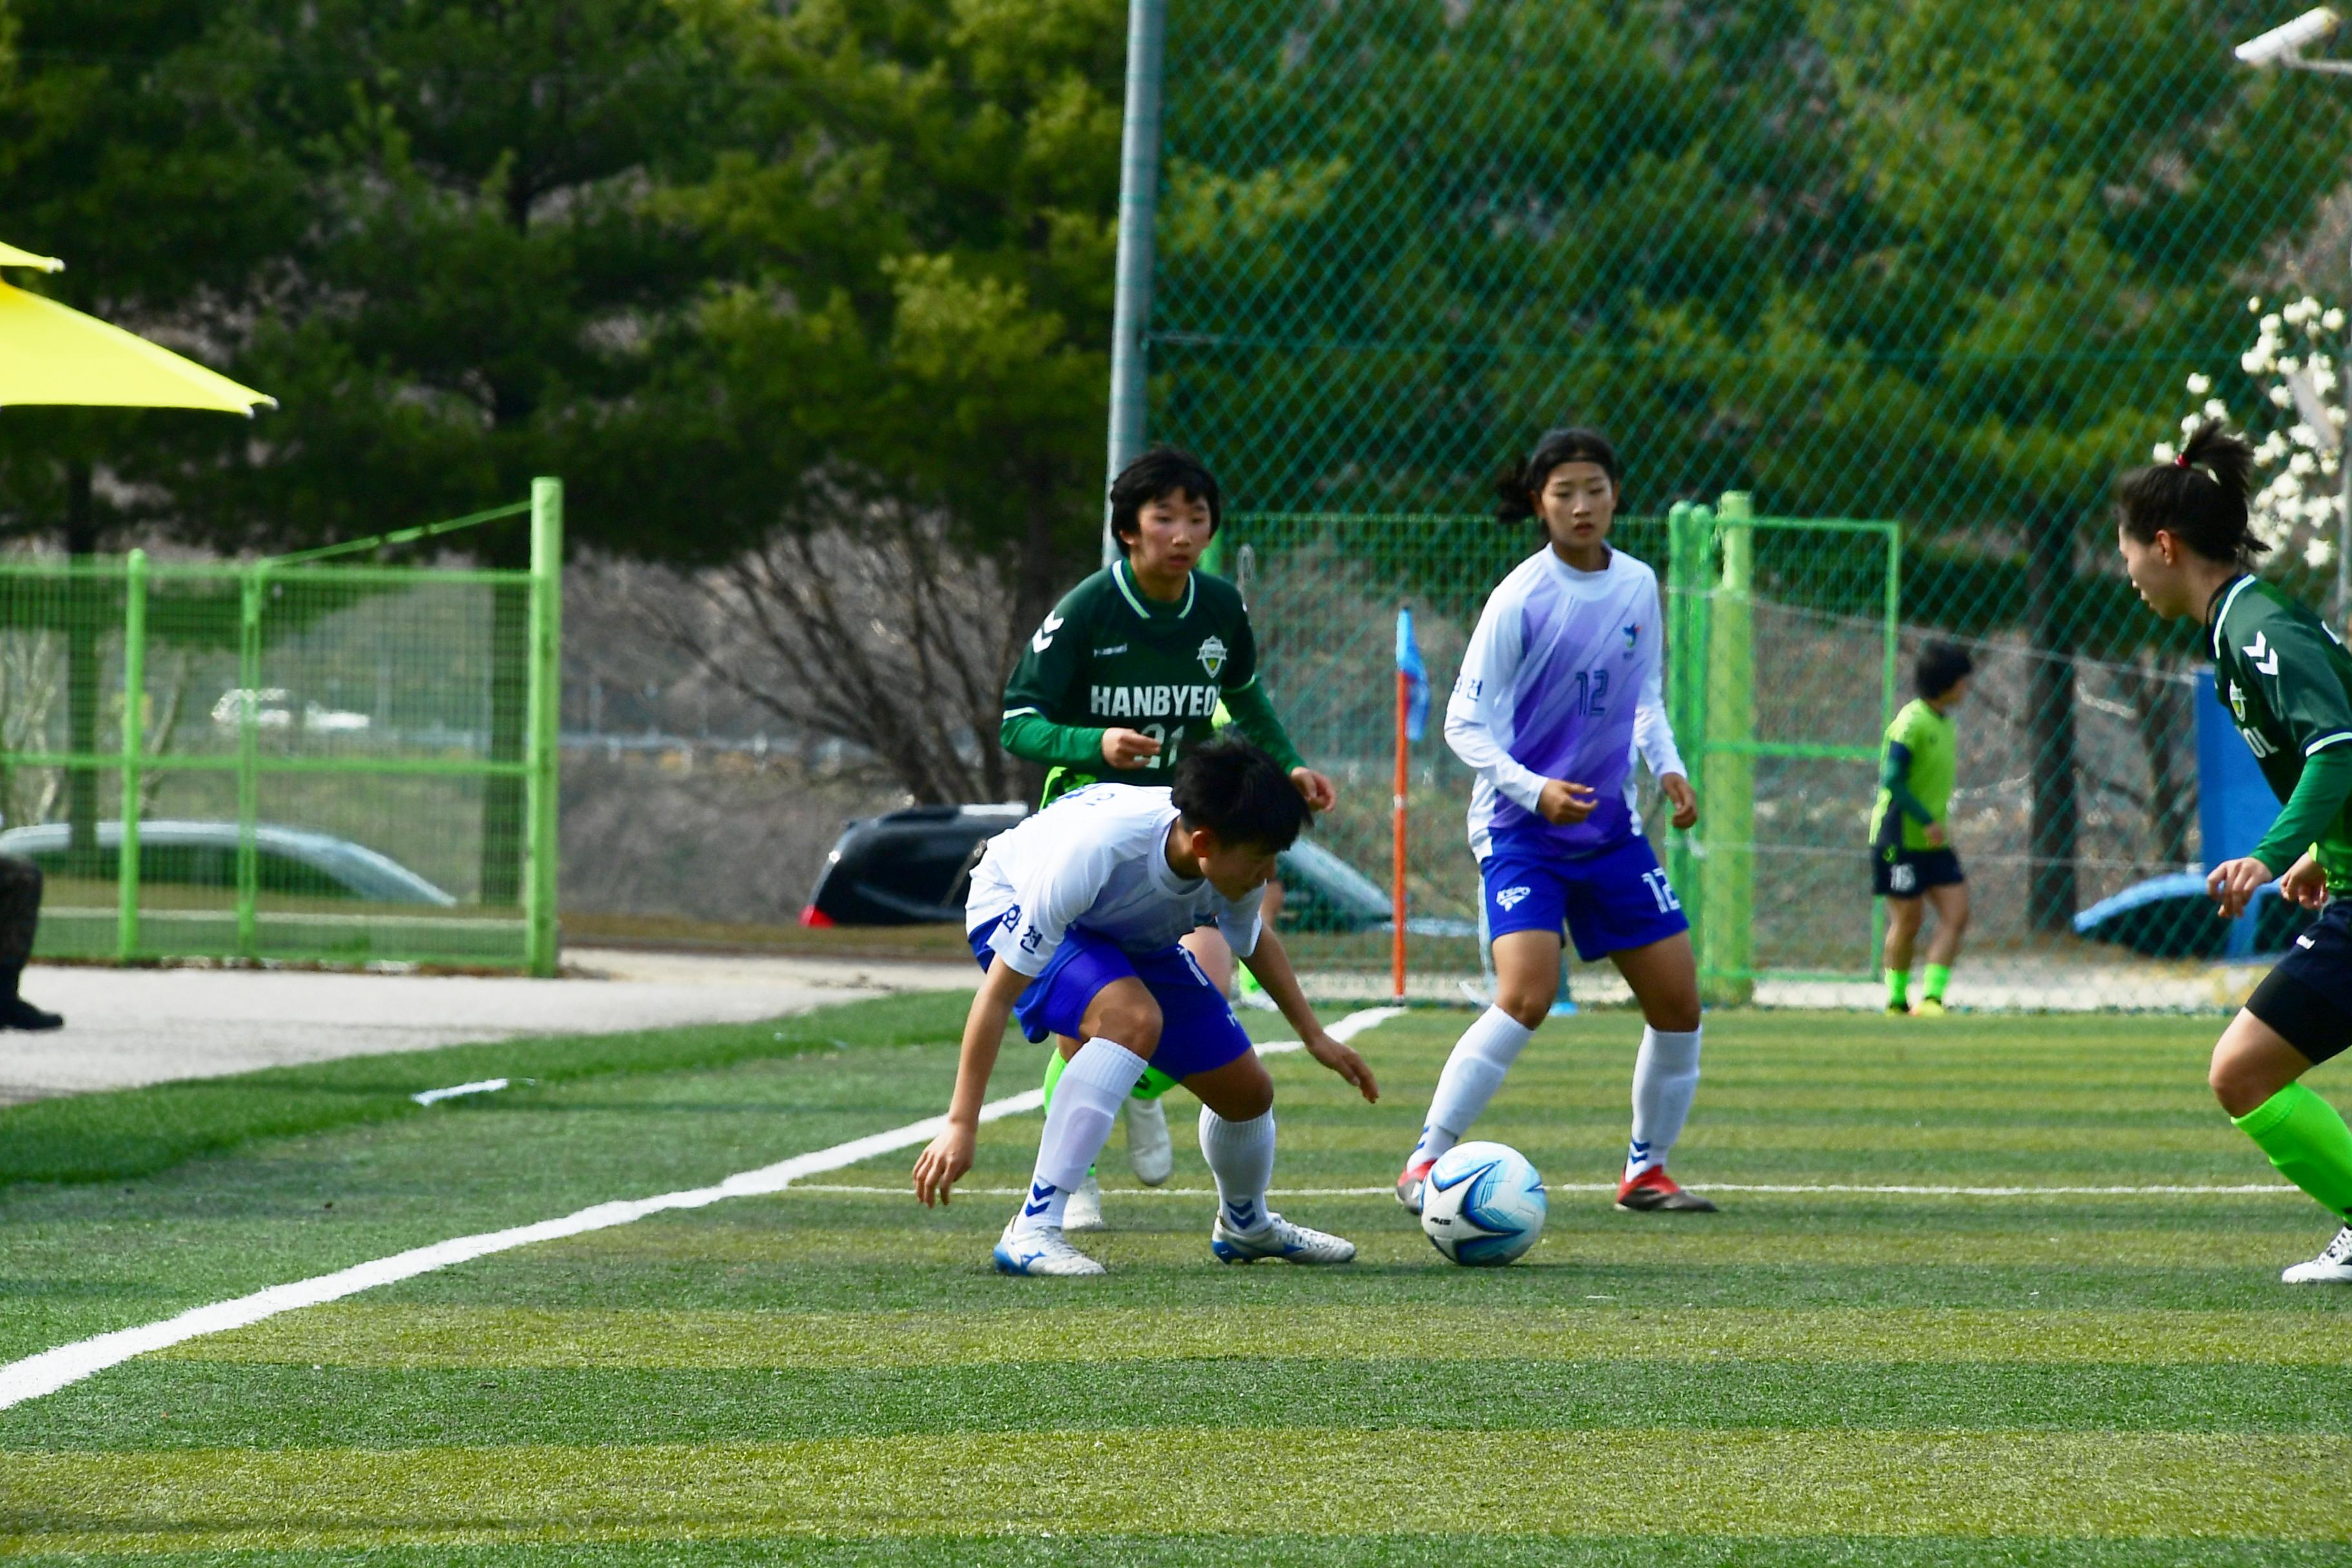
[1494, 985, 1553, 1030]
[1091, 995, 1162, 1058]
[1645, 997, 1702, 1034]
[2208, 1045, 2271, 1117]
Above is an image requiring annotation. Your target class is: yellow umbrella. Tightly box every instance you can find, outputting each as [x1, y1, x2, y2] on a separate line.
[0, 242, 274, 415]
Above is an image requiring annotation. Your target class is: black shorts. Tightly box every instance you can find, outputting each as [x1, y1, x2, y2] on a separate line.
[2246, 898, 2352, 1066]
[1872, 846, 1964, 898]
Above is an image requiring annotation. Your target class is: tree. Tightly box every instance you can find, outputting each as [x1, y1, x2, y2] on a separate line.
[0, 0, 306, 863]
[592, 0, 1124, 801]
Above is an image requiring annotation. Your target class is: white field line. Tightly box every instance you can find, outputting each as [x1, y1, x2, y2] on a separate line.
[785, 1182, 2300, 1199]
[0, 1007, 1401, 1412]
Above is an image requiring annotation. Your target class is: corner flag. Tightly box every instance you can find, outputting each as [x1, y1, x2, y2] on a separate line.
[1396, 607, 1430, 743]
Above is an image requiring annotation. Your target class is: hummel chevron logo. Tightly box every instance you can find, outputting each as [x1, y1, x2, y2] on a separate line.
[2244, 631, 2280, 678]
[1032, 612, 1066, 654]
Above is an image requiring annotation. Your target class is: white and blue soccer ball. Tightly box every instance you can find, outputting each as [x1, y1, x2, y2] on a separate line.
[1420, 1141, 1547, 1266]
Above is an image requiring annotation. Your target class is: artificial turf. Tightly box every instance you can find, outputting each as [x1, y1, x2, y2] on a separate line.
[1, 999, 2347, 1564]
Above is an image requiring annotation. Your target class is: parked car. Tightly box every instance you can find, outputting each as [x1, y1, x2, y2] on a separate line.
[803, 801, 1475, 936]
[0, 821, 456, 905]
[2072, 871, 2311, 960]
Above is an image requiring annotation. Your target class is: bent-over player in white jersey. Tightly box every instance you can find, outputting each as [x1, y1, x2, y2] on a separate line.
[1398, 427, 1717, 1217]
[913, 736, 1379, 1276]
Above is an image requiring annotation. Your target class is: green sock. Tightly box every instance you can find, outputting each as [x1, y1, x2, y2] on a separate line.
[1886, 968, 1910, 1008]
[2233, 1082, 2352, 1223]
[1924, 963, 1952, 1002]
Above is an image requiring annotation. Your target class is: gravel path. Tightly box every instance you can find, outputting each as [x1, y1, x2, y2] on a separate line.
[0, 948, 975, 1104]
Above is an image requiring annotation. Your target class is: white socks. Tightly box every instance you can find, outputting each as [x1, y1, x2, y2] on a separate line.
[1199, 1107, 1277, 1233]
[1414, 1006, 1537, 1165]
[1625, 1025, 1701, 1182]
[1015, 1037, 1148, 1235]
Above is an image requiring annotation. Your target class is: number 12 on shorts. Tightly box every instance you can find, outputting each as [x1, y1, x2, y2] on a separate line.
[1642, 868, 1681, 913]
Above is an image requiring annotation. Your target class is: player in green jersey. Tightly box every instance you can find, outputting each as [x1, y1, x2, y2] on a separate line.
[2119, 420, 2352, 1283]
[1001, 447, 1337, 1229]
[1869, 642, 1974, 1015]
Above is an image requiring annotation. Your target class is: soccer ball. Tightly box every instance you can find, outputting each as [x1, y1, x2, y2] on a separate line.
[1420, 1141, 1547, 1266]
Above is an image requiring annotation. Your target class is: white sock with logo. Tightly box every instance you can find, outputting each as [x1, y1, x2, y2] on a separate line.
[1625, 1025, 1702, 1182]
[1015, 1037, 1148, 1235]
[1199, 1107, 1277, 1233]
[1416, 1006, 1537, 1164]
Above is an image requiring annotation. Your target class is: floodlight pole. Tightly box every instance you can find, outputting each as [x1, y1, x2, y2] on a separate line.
[1103, 0, 1168, 567]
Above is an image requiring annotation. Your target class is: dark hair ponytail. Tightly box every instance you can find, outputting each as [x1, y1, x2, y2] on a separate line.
[2115, 420, 2265, 567]
[1495, 426, 1620, 525]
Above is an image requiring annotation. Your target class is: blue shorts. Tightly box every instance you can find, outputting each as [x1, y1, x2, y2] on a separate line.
[1482, 834, 1689, 963]
[966, 924, 1255, 1082]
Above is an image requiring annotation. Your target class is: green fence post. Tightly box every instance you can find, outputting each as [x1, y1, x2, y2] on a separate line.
[1666, 502, 1712, 971]
[1701, 493, 1756, 1004]
[237, 567, 262, 959]
[117, 550, 146, 961]
[524, 477, 564, 977]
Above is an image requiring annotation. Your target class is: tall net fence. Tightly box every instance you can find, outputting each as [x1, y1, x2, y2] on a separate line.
[0, 487, 561, 972]
[1158, 1, 2352, 1009]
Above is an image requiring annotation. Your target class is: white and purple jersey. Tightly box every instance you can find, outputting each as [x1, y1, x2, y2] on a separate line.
[1446, 545, 1685, 861]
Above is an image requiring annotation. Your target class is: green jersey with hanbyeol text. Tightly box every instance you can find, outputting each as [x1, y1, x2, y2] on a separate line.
[1001, 558, 1303, 804]
[2208, 574, 2352, 890]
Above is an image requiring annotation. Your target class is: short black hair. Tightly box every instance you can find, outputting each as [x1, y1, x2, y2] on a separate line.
[1496, 427, 1620, 524]
[2115, 420, 2266, 569]
[1109, 446, 1221, 556]
[1916, 640, 1974, 700]
[1171, 734, 1308, 852]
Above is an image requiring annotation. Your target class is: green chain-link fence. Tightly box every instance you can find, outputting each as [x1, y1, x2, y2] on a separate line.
[0, 482, 563, 974]
[1158, 2, 2352, 1007]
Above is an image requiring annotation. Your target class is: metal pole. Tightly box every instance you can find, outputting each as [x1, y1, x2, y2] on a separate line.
[1102, 0, 1168, 566]
[524, 477, 564, 977]
[237, 569, 262, 959]
[117, 550, 145, 961]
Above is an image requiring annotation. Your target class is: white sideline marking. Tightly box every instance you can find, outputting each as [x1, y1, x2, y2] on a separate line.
[410, 1077, 509, 1106]
[785, 1181, 2300, 1199]
[0, 1006, 1402, 1411]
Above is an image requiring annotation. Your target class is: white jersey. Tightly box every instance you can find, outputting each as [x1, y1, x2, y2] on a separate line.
[1446, 545, 1685, 861]
[966, 783, 1264, 977]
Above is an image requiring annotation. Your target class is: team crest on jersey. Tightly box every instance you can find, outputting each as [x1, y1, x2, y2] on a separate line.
[1197, 635, 1228, 678]
[2229, 680, 2248, 721]
[1623, 623, 1640, 652]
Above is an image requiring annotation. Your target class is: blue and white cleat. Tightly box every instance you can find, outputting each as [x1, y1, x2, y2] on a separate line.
[992, 1220, 1106, 1277]
[1210, 1211, 1356, 1265]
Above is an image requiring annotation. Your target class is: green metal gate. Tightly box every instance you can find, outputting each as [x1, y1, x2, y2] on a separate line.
[0, 480, 563, 974]
[1667, 501, 1901, 1001]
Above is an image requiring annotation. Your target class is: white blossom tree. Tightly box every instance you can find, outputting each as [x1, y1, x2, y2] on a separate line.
[2164, 294, 2348, 571]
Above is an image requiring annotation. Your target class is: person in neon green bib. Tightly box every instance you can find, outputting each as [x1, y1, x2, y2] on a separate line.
[1869, 642, 1974, 1016]
[2117, 420, 2352, 1285]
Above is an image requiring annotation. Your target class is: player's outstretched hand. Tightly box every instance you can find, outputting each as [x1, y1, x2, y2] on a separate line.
[2206, 855, 2277, 921]
[1101, 728, 1162, 770]
[1290, 767, 1338, 812]
[1304, 1030, 1379, 1102]
[2280, 850, 2330, 910]
[1537, 778, 1598, 825]
[1660, 772, 1698, 831]
[912, 1122, 976, 1207]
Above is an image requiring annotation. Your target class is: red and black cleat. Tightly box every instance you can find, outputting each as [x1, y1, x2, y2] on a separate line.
[1615, 1166, 1719, 1213]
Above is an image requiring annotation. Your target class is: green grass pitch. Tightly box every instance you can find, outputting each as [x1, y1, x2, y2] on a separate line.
[3, 995, 2349, 1565]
